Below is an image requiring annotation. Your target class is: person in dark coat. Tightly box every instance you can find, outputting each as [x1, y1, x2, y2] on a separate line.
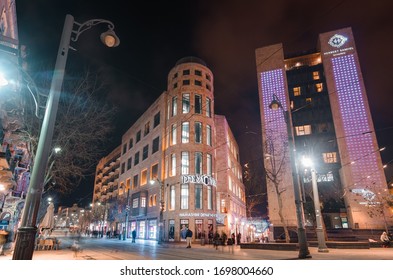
[186, 228, 193, 248]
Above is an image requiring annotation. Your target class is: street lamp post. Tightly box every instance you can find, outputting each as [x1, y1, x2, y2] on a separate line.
[269, 94, 311, 259]
[302, 157, 329, 252]
[150, 178, 164, 244]
[12, 14, 120, 260]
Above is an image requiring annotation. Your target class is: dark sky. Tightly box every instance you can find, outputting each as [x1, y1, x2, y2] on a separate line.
[15, 0, 393, 205]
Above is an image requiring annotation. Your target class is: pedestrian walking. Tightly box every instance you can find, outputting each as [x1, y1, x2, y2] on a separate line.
[186, 228, 193, 248]
[132, 229, 136, 243]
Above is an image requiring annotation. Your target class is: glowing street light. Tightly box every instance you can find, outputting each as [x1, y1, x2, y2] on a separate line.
[302, 156, 329, 253]
[12, 14, 120, 260]
[269, 93, 311, 259]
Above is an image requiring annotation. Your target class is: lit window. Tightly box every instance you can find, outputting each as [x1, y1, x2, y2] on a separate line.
[206, 125, 212, 146]
[220, 199, 226, 213]
[181, 152, 189, 175]
[144, 121, 150, 136]
[151, 163, 158, 180]
[141, 197, 146, 208]
[181, 184, 189, 209]
[132, 198, 139, 208]
[181, 122, 189, 143]
[172, 96, 177, 116]
[313, 71, 320, 80]
[316, 83, 323, 92]
[295, 125, 312, 136]
[206, 98, 211, 117]
[207, 154, 212, 175]
[170, 185, 176, 210]
[171, 124, 177, 145]
[323, 152, 338, 163]
[182, 93, 190, 113]
[141, 169, 147, 185]
[306, 97, 312, 103]
[293, 87, 301, 96]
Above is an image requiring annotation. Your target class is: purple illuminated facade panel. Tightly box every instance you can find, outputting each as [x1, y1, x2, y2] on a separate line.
[331, 54, 383, 189]
[260, 69, 288, 150]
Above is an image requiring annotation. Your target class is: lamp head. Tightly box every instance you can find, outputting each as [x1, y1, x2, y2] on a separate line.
[100, 29, 120, 47]
[269, 99, 281, 110]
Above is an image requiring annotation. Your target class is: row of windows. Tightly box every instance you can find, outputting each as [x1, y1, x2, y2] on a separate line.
[170, 122, 212, 146]
[122, 112, 161, 155]
[292, 82, 324, 97]
[173, 80, 212, 91]
[169, 152, 213, 177]
[124, 162, 159, 191]
[173, 69, 211, 81]
[130, 184, 214, 212]
[121, 137, 159, 174]
[169, 94, 212, 118]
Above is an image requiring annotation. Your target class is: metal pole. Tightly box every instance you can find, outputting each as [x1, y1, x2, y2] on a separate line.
[12, 14, 74, 260]
[284, 110, 311, 259]
[124, 188, 130, 240]
[158, 181, 164, 244]
[311, 169, 329, 252]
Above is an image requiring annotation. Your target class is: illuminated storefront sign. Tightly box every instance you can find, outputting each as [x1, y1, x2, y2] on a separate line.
[328, 34, 348, 48]
[179, 212, 217, 218]
[181, 174, 217, 187]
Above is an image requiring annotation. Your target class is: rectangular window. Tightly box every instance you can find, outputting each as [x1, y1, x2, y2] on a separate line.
[170, 185, 176, 210]
[195, 122, 202, 143]
[195, 152, 202, 174]
[183, 69, 190, 75]
[152, 136, 159, 154]
[136, 130, 141, 143]
[154, 112, 160, 127]
[144, 121, 150, 136]
[171, 124, 177, 145]
[182, 80, 190, 85]
[126, 178, 131, 191]
[122, 143, 127, 155]
[206, 125, 212, 146]
[171, 153, 176, 176]
[134, 151, 140, 166]
[182, 122, 189, 143]
[121, 162, 125, 174]
[313, 71, 320, 80]
[172, 96, 177, 116]
[195, 184, 203, 209]
[133, 174, 138, 189]
[127, 157, 132, 170]
[141, 197, 146, 207]
[129, 138, 133, 150]
[182, 93, 190, 113]
[295, 125, 312, 136]
[132, 198, 139, 208]
[207, 186, 212, 210]
[316, 83, 323, 92]
[207, 154, 212, 175]
[206, 98, 211, 117]
[195, 94, 202, 114]
[151, 163, 158, 180]
[141, 169, 147, 185]
[293, 87, 301, 96]
[195, 80, 202, 86]
[220, 199, 226, 213]
[206, 73, 211, 81]
[195, 69, 202, 76]
[181, 184, 189, 209]
[181, 151, 189, 175]
[323, 152, 338, 163]
[142, 145, 149, 160]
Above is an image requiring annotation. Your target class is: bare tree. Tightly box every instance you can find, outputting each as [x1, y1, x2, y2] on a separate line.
[19, 69, 118, 195]
[264, 130, 291, 243]
[243, 160, 266, 218]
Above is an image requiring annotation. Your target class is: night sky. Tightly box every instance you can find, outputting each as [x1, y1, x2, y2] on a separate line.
[15, 0, 393, 206]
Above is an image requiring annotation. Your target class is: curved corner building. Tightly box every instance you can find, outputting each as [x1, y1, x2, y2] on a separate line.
[95, 57, 247, 242]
